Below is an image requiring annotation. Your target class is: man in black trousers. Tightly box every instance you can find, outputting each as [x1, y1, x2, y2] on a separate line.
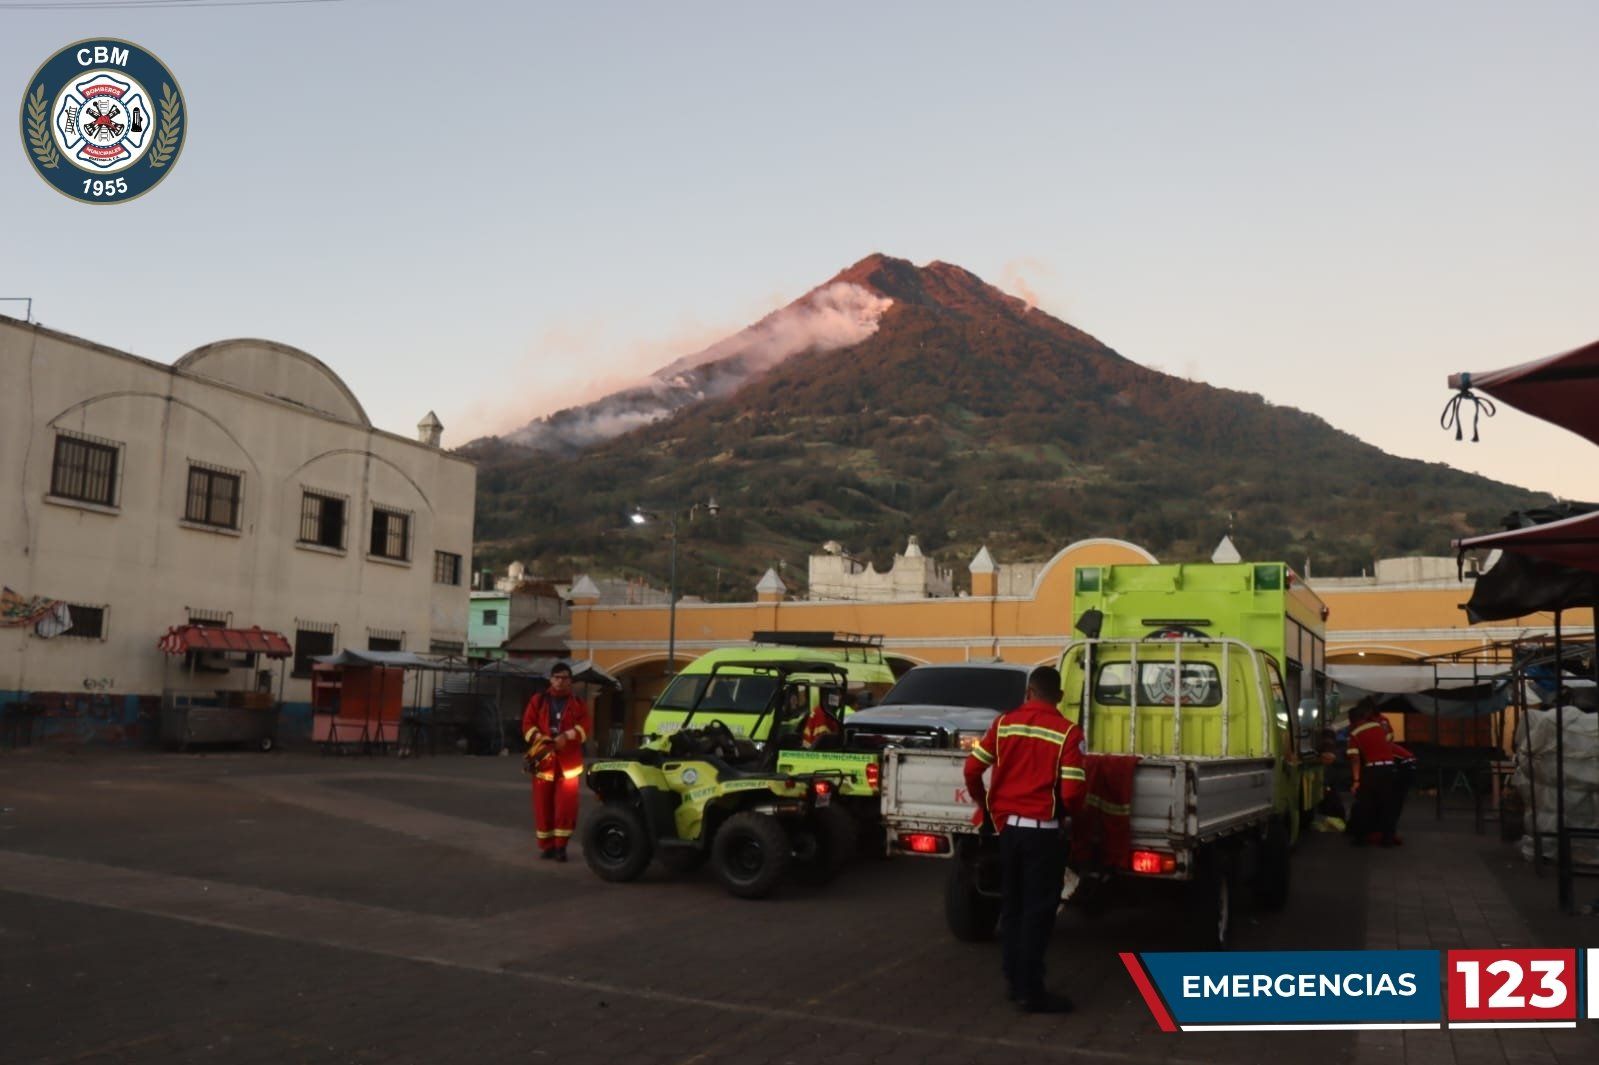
[964, 666, 1088, 1013]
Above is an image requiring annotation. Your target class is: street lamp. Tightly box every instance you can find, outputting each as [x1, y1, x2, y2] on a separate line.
[629, 498, 719, 675]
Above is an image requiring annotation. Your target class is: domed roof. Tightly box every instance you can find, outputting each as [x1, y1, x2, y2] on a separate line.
[174, 338, 370, 426]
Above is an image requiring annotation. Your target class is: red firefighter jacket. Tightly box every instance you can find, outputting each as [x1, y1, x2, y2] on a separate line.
[963, 699, 1088, 826]
[1346, 719, 1399, 770]
[522, 691, 591, 780]
[801, 704, 841, 746]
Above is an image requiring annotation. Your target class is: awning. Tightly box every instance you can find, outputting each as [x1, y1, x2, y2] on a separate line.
[1455, 509, 1599, 576]
[158, 625, 292, 658]
[313, 650, 474, 672]
[1329, 664, 1511, 718]
[1449, 338, 1599, 447]
[1327, 664, 1506, 694]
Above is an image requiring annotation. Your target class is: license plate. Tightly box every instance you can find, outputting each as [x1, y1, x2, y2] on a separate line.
[815, 790, 831, 807]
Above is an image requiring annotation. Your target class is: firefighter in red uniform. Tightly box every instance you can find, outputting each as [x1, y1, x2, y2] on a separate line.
[963, 665, 1087, 1014]
[521, 662, 591, 862]
[801, 686, 850, 748]
[1346, 697, 1400, 847]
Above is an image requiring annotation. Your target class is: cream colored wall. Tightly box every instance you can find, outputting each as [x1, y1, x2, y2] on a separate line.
[573, 536, 1590, 692]
[0, 320, 474, 702]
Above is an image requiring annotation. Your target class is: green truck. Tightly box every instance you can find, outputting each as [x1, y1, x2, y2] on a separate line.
[880, 561, 1330, 947]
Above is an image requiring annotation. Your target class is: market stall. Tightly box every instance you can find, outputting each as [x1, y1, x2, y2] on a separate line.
[1447, 341, 1599, 910]
[156, 625, 292, 750]
[311, 649, 475, 754]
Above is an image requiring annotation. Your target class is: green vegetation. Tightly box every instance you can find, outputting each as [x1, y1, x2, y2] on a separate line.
[465, 258, 1547, 599]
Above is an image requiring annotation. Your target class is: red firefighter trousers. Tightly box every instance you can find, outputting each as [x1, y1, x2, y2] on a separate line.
[531, 770, 581, 851]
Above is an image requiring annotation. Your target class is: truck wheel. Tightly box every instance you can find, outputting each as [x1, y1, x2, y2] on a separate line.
[1190, 849, 1238, 950]
[791, 805, 858, 886]
[712, 812, 791, 899]
[1255, 819, 1292, 911]
[656, 847, 707, 875]
[945, 858, 1000, 942]
[583, 801, 654, 882]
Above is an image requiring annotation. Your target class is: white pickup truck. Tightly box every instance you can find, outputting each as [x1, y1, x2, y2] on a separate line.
[880, 636, 1303, 947]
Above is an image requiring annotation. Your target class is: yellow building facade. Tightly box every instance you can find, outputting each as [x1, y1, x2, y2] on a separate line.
[565, 540, 1592, 749]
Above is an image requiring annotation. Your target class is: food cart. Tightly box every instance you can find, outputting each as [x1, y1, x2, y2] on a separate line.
[156, 625, 292, 750]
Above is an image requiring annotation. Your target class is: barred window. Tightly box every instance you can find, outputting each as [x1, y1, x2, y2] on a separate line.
[50, 434, 119, 507]
[433, 551, 462, 585]
[370, 507, 410, 561]
[62, 604, 107, 639]
[293, 625, 335, 677]
[185, 465, 241, 529]
[299, 491, 346, 549]
[187, 608, 231, 628]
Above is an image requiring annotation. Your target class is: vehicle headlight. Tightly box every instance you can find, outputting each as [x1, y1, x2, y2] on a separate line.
[957, 733, 979, 751]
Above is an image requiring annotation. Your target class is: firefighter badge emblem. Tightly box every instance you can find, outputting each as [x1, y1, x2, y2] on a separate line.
[20, 39, 185, 204]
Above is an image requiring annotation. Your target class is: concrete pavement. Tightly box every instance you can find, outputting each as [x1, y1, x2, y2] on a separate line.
[0, 750, 1593, 1065]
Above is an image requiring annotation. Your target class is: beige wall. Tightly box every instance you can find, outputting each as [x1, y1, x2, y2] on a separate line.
[0, 319, 475, 709]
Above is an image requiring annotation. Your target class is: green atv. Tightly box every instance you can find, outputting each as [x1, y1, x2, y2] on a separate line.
[582, 659, 859, 899]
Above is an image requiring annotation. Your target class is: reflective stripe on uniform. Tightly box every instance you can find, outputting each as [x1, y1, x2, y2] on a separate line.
[997, 724, 1068, 745]
[970, 743, 995, 765]
[563, 765, 585, 780]
[1059, 766, 1086, 781]
[524, 727, 538, 743]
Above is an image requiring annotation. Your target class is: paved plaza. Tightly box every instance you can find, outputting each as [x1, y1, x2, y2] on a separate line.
[1, 750, 1595, 1065]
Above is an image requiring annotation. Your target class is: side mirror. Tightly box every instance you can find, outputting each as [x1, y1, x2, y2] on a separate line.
[1074, 609, 1104, 640]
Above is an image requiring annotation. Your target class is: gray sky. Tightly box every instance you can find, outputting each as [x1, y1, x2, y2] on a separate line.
[5, 1, 1597, 500]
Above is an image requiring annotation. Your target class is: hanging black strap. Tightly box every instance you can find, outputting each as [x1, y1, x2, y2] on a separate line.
[1441, 374, 1496, 442]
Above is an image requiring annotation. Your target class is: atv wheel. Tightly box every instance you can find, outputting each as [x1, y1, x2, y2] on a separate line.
[945, 858, 1000, 942]
[583, 801, 653, 882]
[712, 811, 791, 899]
[791, 805, 858, 886]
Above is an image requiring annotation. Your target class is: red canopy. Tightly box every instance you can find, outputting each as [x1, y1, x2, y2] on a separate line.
[1449, 337, 1599, 447]
[158, 625, 293, 658]
[1455, 510, 1599, 576]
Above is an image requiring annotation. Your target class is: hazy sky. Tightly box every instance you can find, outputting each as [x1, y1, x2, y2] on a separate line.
[4, 1, 1597, 501]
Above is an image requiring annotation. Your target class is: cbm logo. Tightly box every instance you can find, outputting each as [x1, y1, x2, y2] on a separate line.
[20, 39, 185, 204]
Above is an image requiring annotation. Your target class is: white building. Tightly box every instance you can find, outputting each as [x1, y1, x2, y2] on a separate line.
[807, 536, 955, 600]
[0, 317, 475, 744]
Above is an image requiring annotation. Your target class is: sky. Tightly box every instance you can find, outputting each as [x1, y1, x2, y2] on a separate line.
[3, 0, 1598, 501]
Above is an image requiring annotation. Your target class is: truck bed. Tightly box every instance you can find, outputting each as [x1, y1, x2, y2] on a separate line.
[880, 748, 1275, 849]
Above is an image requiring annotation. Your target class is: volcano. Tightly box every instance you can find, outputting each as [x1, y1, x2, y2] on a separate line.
[468, 254, 1548, 591]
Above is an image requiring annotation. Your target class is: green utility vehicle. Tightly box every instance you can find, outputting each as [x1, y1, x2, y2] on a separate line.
[583, 657, 863, 899]
[642, 633, 899, 816]
[1073, 560, 1331, 826]
[881, 561, 1330, 948]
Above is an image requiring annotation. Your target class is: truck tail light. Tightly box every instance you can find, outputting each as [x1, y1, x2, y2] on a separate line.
[898, 832, 949, 855]
[813, 780, 832, 796]
[1130, 850, 1177, 875]
[865, 761, 880, 790]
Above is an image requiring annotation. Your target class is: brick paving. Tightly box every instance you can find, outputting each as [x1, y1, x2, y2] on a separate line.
[0, 749, 1593, 1064]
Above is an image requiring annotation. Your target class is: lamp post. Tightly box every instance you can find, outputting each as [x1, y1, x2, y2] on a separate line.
[630, 498, 719, 675]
